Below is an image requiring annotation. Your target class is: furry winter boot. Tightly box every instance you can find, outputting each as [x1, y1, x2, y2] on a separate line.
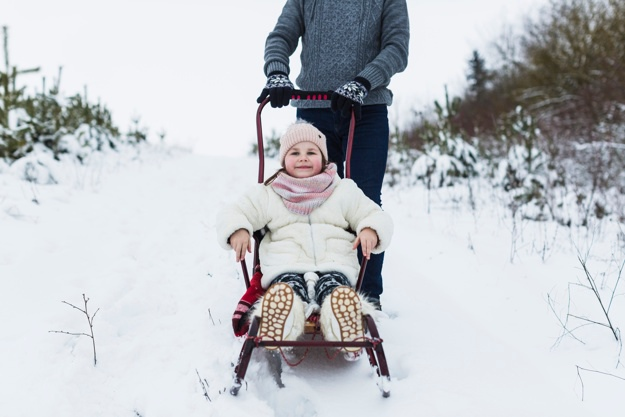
[319, 286, 365, 354]
[256, 282, 306, 349]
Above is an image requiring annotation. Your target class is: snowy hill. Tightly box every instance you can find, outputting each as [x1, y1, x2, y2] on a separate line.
[0, 147, 622, 417]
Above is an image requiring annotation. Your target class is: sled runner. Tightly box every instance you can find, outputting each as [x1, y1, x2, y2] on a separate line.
[230, 91, 391, 398]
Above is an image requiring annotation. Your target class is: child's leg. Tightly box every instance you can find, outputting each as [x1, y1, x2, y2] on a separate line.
[272, 273, 310, 302]
[313, 272, 351, 306]
[314, 272, 379, 318]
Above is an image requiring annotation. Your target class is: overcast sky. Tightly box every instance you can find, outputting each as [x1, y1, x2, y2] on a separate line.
[2, 0, 548, 156]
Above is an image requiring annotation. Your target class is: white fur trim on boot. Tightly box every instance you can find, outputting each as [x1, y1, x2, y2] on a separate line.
[256, 283, 306, 349]
[319, 286, 365, 353]
[360, 296, 379, 319]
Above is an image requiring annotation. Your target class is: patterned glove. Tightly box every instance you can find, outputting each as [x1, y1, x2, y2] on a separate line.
[331, 79, 369, 119]
[257, 73, 294, 108]
[232, 270, 266, 336]
[232, 301, 253, 337]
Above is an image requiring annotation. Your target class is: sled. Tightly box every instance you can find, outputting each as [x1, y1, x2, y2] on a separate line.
[230, 91, 391, 398]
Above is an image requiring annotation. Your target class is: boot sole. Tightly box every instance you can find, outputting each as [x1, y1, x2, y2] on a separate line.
[330, 286, 364, 352]
[258, 283, 294, 350]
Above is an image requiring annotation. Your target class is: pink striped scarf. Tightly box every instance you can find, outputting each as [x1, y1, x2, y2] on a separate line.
[271, 163, 339, 215]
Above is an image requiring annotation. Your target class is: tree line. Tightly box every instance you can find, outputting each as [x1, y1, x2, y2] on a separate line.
[0, 26, 146, 163]
[3, 0, 624, 226]
[394, 0, 625, 225]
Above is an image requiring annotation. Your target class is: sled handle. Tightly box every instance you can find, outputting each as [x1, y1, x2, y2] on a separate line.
[240, 259, 250, 288]
[256, 91, 356, 183]
[355, 258, 369, 293]
[290, 90, 333, 101]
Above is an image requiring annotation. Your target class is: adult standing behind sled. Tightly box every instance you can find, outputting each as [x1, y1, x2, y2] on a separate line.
[256, 0, 410, 309]
[216, 121, 393, 356]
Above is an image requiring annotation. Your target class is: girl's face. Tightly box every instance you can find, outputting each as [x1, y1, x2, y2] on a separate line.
[284, 141, 324, 178]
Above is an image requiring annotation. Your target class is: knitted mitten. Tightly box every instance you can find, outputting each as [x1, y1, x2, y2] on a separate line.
[257, 72, 294, 108]
[232, 271, 265, 337]
[331, 78, 369, 119]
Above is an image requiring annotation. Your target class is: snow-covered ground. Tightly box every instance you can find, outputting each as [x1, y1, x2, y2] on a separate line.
[1, 146, 623, 416]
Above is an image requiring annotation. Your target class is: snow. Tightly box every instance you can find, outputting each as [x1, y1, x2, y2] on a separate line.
[1, 145, 623, 416]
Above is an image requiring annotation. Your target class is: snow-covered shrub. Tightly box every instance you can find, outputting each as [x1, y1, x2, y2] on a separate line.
[540, 138, 625, 226]
[57, 133, 86, 159]
[0, 27, 152, 193]
[412, 133, 479, 187]
[491, 106, 560, 221]
[58, 123, 123, 160]
[0, 125, 13, 160]
[386, 146, 420, 187]
[8, 107, 31, 131]
[495, 144, 553, 220]
[1, 109, 30, 160]
[496, 144, 549, 191]
[1, 30, 125, 164]
[8, 145, 60, 185]
[404, 89, 480, 188]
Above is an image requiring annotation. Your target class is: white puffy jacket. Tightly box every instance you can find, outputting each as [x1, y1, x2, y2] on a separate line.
[216, 177, 393, 289]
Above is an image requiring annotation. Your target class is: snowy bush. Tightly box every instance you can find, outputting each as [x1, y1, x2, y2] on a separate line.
[385, 146, 420, 187]
[496, 144, 549, 191]
[8, 145, 60, 185]
[1, 27, 128, 166]
[58, 123, 123, 160]
[494, 144, 553, 220]
[411, 134, 479, 188]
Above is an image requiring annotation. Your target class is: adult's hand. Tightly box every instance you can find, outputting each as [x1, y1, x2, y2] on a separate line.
[257, 73, 294, 108]
[331, 79, 368, 119]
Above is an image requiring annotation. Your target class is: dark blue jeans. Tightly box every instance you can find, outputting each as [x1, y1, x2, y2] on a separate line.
[296, 105, 389, 301]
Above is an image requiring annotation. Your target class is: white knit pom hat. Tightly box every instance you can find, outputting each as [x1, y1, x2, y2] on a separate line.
[279, 121, 328, 166]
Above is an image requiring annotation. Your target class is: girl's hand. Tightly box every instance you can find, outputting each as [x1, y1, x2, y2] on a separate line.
[229, 229, 251, 262]
[353, 227, 378, 259]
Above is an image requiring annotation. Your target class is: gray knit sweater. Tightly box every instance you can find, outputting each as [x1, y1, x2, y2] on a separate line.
[263, 0, 410, 108]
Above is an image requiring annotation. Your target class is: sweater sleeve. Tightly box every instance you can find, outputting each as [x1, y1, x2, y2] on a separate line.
[263, 0, 305, 76]
[357, 0, 410, 91]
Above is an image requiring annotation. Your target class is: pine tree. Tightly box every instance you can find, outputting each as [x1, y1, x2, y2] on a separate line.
[1, 26, 40, 159]
[466, 50, 491, 100]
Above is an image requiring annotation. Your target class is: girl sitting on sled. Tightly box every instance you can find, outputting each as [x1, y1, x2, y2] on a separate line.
[216, 121, 393, 357]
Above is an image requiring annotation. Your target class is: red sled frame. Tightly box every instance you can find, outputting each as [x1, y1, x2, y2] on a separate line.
[230, 91, 391, 397]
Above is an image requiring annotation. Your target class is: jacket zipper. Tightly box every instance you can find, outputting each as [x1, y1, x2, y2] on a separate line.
[308, 215, 318, 266]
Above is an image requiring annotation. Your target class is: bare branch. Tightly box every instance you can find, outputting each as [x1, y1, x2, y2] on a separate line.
[61, 300, 86, 314]
[568, 313, 613, 329]
[51, 293, 99, 366]
[196, 369, 211, 402]
[578, 256, 620, 341]
[49, 330, 91, 337]
[569, 281, 592, 291]
[617, 329, 623, 369]
[576, 365, 625, 402]
[547, 293, 585, 347]
[576, 366, 586, 401]
[208, 308, 215, 326]
[607, 259, 624, 313]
